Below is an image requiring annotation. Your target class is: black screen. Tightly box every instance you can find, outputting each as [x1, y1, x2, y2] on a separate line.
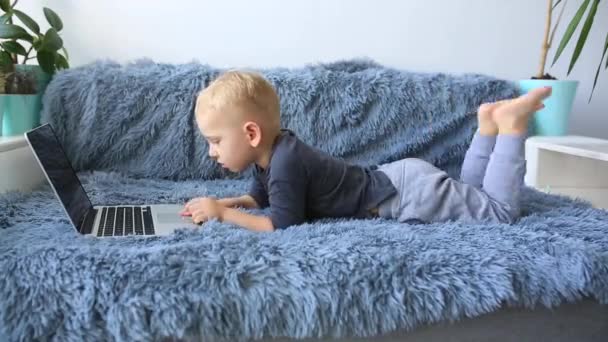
[26, 124, 93, 231]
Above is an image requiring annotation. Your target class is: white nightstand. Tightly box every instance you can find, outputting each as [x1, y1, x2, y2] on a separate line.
[0, 135, 45, 194]
[525, 135, 608, 209]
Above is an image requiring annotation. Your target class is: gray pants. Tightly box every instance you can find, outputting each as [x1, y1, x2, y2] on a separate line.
[377, 133, 526, 224]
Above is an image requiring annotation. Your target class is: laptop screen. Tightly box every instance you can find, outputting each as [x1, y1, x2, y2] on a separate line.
[25, 124, 93, 231]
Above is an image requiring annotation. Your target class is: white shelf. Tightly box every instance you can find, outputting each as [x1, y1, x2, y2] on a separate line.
[526, 135, 608, 162]
[525, 135, 608, 210]
[0, 134, 27, 153]
[0, 134, 45, 194]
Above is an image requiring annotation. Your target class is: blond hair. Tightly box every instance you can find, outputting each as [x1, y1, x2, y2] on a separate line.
[196, 70, 280, 138]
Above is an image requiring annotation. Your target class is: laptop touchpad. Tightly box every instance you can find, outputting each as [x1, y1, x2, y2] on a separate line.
[157, 213, 189, 224]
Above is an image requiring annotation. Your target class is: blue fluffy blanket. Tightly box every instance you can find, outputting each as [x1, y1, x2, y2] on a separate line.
[1, 59, 607, 342]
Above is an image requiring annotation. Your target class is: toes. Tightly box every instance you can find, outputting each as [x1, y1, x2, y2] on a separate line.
[478, 103, 492, 114]
[523, 86, 552, 103]
[479, 98, 512, 114]
[478, 102, 499, 115]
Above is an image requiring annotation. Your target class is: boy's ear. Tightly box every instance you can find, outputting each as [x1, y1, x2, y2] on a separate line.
[243, 121, 262, 147]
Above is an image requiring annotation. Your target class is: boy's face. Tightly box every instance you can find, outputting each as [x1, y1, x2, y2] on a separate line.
[196, 106, 259, 173]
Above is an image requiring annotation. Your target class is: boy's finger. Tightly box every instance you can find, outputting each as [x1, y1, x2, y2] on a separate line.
[193, 214, 207, 225]
[186, 197, 204, 209]
[185, 201, 195, 211]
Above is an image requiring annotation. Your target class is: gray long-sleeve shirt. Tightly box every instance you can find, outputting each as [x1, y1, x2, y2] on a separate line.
[249, 130, 397, 229]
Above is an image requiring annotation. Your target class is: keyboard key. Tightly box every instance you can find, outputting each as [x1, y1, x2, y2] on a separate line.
[81, 208, 98, 235]
[143, 206, 155, 235]
[104, 207, 115, 236]
[115, 207, 124, 236]
[125, 207, 133, 235]
[97, 208, 107, 237]
[134, 206, 143, 235]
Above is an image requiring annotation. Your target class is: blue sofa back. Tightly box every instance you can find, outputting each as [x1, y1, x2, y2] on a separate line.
[41, 59, 520, 180]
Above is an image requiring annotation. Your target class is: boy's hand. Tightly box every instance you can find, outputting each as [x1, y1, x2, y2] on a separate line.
[217, 198, 239, 208]
[181, 197, 225, 224]
[181, 197, 237, 214]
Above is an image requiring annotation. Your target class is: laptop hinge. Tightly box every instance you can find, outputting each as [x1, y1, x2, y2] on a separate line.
[80, 207, 98, 235]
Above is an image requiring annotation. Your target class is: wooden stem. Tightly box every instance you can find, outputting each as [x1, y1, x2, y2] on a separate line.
[22, 45, 34, 64]
[538, 0, 553, 78]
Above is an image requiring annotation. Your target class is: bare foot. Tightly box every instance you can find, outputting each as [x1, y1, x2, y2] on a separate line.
[477, 102, 501, 136]
[493, 87, 552, 135]
[477, 99, 513, 136]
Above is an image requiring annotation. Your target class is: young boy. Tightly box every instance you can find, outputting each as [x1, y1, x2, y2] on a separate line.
[181, 71, 551, 232]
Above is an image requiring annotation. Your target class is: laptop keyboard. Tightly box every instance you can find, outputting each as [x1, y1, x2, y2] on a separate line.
[96, 206, 155, 236]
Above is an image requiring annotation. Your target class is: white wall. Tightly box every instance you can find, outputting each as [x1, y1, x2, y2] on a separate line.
[22, 0, 608, 138]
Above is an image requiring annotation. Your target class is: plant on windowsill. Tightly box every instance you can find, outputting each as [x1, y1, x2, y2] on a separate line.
[0, 0, 69, 136]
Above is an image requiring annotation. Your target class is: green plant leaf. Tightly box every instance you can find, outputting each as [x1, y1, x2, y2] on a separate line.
[605, 32, 608, 70]
[590, 32, 608, 101]
[552, 0, 563, 10]
[0, 23, 33, 41]
[0, 13, 10, 23]
[0, 0, 11, 12]
[13, 10, 40, 35]
[61, 46, 69, 60]
[1, 40, 26, 55]
[37, 50, 55, 73]
[32, 35, 41, 50]
[43, 7, 63, 31]
[0, 50, 12, 67]
[567, 0, 599, 75]
[55, 53, 69, 69]
[551, 0, 590, 66]
[40, 28, 63, 51]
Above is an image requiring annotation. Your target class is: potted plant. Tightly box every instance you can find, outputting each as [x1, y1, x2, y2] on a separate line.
[0, 0, 68, 136]
[520, 0, 606, 136]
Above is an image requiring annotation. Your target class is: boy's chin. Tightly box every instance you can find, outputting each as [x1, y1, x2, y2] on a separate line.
[223, 165, 241, 173]
[219, 161, 249, 173]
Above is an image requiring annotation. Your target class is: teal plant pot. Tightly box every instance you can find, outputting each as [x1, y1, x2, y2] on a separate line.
[519, 79, 578, 136]
[0, 65, 52, 136]
[1, 94, 43, 136]
[0, 97, 3, 137]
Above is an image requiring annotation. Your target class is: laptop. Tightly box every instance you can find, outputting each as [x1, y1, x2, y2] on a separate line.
[25, 123, 199, 237]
